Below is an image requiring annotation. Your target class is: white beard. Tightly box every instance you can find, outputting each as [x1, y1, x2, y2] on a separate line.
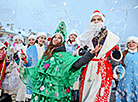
[87, 22, 105, 36]
[77, 22, 105, 48]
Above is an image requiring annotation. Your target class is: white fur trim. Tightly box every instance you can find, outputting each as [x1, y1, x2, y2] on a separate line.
[127, 36, 138, 43]
[128, 49, 138, 53]
[36, 32, 47, 38]
[69, 31, 78, 36]
[67, 41, 78, 46]
[13, 35, 24, 42]
[28, 35, 36, 40]
[69, 29, 79, 36]
[35, 43, 45, 60]
[97, 29, 120, 58]
[91, 12, 105, 22]
[111, 50, 123, 62]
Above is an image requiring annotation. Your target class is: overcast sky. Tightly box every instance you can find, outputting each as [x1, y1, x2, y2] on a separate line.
[0, 0, 138, 43]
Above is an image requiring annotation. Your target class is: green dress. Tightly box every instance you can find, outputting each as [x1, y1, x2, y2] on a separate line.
[20, 51, 84, 102]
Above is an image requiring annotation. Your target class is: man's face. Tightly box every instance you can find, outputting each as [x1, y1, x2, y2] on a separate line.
[91, 15, 103, 24]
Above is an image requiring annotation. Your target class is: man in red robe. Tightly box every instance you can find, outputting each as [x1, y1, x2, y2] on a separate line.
[78, 10, 122, 102]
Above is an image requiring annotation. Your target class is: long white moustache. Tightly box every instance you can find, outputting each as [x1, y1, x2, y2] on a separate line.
[88, 22, 105, 36]
[88, 22, 104, 30]
[77, 22, 105, 48]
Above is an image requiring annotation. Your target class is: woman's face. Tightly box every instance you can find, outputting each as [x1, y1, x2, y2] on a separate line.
[37, 35, 46, 45]
[91, 15, 103, 24]
[69, 34, 77, 42]
[52, 34, 62, 45]
[127, 40, 138, 50]
[14, 39, 22, 44]
[29, 38, 35, 46]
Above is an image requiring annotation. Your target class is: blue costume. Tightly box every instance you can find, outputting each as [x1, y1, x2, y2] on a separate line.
[116, 52, 138, 102]
[24, 44, 46, 67]
[66, 41, 80, 101]
[65, 42, 78, 56]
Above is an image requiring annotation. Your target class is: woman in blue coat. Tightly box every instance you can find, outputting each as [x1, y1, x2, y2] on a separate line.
[22, 32, 47, 101]
[65, 30, 80, 102]
[23, 32, 47, 67]
[116, 36, 138, 102]
[66, 30, 79, 56]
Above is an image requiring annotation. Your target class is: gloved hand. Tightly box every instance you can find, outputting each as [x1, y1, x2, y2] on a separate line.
[101, 26, 106, 32]
[112, 48, 121, 60]
[116, 64, 125, 80]
[13, 52, 19, 61]
[79, 45, 89, 56]
[97, 26, 107, 37]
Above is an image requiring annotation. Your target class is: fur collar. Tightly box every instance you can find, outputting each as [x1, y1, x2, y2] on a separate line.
[67, 41, 78, 46]
[128, 48, 137, 53]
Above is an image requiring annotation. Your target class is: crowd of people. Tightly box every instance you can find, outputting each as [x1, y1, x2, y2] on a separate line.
[0, 10, 138, 102]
